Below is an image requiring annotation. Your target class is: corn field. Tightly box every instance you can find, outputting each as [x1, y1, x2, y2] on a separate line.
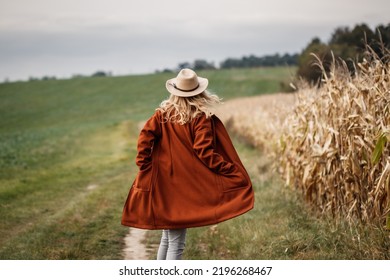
[279, 53, 390, 225]
[215, 93, 295, 151]
[219, 50, 390, 226]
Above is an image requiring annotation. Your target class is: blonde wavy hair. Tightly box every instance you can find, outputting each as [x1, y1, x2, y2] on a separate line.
[157, 90, 222, 125]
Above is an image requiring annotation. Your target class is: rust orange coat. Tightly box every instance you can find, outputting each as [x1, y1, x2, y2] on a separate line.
[121, 111, 254, 229]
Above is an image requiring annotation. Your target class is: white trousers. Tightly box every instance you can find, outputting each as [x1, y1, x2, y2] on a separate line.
[157, 229, 187, 260]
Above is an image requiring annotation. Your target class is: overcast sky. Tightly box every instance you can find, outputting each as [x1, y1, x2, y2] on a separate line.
[0, 0, 389, 81]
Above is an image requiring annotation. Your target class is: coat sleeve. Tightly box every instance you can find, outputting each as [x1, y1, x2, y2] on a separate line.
[136, 112, 161, 170]
[192, 115, 238, 175]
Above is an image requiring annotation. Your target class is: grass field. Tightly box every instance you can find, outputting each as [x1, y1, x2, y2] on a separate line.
[0, 67, 295, 259]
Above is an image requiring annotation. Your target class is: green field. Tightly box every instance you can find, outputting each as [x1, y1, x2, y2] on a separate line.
[0, 67, 294, 259]
[1, 66, 388, 260]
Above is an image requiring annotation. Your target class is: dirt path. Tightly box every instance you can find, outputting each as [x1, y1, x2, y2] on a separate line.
[122, 228, 150, 260]
[122, 93, 295, 260]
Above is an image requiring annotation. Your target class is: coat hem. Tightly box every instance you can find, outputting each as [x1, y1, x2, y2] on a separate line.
[121, 205, 254, 230]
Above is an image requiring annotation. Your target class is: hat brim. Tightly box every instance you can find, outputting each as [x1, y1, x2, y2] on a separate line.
[166, 77, 208, 97]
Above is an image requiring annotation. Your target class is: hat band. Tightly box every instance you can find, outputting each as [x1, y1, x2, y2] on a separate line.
[173, 83, 199, 92]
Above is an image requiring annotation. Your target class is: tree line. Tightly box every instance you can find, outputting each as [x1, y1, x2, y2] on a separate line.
[19, 22, 389, 84]
[160, 53, 299, 73]
[162, 23, 389, 84]
[220, 53, 299, 68]
[298, 23, 390, 83]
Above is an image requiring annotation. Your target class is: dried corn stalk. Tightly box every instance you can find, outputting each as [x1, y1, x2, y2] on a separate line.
[278, 52, 390, 225]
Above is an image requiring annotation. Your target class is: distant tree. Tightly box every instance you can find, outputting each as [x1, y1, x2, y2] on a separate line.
[193, 59, 215, 70]
[329, 26, 351, 45]
[297, 38, 332, 84]
[220, 58, 242, 68]
[177, 62, 192, 70]
[376, 24, 390, 46]
[91, 71, 107, 77]
[330, 24, 375, 48]
[373, 24, 390, 59]
[350, 24, 376, 49]
[162, 68, 173, 73]
[327, 25, 373, 74]
[220, 53, 298, 69]
[281, 53, 299, 65]
[297, 23, 390, 83]
[41, 76, 56, 81]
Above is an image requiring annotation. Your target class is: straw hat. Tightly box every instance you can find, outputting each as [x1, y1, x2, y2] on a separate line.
[166, 68, 208, 97]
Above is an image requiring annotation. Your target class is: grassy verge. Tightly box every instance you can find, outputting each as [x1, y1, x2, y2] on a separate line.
[0, 120, 136, 259]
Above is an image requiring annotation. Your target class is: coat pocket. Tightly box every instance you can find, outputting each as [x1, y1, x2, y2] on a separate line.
[133, 164, 153, 191]
[217, 163, 249, 192]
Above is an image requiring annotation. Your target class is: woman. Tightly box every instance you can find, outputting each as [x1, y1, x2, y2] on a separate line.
[121, 68, 254, 260]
